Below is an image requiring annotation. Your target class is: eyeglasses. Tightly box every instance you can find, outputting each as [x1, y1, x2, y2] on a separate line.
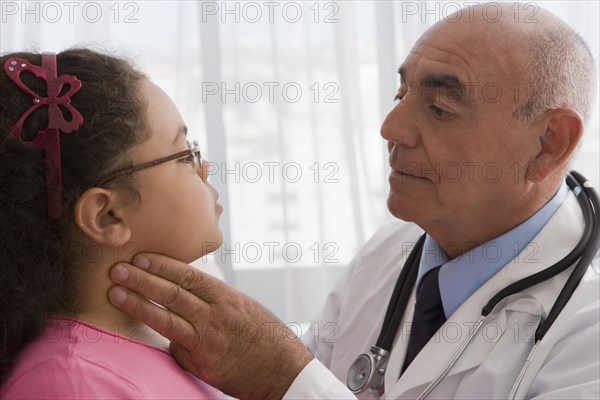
[96, 140, 205, 187]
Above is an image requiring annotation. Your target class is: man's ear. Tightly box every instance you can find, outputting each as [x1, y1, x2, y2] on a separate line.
[74, 188, 132, 246]
[526, 108, 583, 182]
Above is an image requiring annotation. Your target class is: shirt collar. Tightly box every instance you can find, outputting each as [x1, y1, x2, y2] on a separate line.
[417, 181, 569, 318]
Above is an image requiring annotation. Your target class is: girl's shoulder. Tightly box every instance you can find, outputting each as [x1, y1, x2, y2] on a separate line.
[1, 317, 222, 399]
[0, 340, 144, 399]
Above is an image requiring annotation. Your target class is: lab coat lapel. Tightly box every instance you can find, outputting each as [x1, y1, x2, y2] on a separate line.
[384, 288, 416, 393]
[387, 192, 584, 399]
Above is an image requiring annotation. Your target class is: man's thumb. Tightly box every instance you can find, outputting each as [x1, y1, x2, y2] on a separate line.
[170, 342, 197, 375]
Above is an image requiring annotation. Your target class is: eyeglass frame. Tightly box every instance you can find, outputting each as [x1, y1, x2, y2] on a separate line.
[95, 140, 204, 187]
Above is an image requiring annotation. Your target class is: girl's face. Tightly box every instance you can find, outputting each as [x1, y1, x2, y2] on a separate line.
[125, 80, 223, 263]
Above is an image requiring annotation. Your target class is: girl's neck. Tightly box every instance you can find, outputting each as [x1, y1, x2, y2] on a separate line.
[72, 253, 170, 351]
[75, 307, 170, 351]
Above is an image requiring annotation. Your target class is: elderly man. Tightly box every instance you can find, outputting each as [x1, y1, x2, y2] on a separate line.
[108, 3, 599, 399]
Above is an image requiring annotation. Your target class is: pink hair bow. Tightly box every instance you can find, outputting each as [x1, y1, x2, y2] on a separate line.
[4, 53, 84, 219]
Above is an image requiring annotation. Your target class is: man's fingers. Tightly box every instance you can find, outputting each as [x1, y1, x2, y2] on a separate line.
[107, 285, 199, 347]
[170, 342, 198, 376]
[131, 253, 227, 304]
[109, 261, 212, 322]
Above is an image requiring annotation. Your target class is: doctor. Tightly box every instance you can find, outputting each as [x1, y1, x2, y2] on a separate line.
[107, 3, 599, 399]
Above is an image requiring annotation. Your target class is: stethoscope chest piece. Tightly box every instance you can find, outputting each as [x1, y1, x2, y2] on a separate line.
[347, 346, 389, 395]
[345, 171, 600, 398]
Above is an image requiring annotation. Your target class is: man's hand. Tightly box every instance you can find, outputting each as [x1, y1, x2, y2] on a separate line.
[107, 253, 313, 399]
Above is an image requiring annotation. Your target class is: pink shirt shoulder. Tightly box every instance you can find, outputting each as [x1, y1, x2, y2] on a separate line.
[1, 317, 222, 399]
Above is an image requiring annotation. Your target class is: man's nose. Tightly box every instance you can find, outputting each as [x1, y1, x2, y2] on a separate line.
[380, 100, 419, 149]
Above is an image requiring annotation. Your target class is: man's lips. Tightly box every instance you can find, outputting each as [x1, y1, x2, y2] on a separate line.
[393, 169, 421, 178]
[389, 165, 429, 180]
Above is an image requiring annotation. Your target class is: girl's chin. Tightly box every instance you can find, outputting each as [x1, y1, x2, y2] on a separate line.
[187, 240, 224, 262]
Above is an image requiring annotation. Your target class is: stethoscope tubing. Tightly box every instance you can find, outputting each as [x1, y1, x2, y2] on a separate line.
[481, 172, 598, 341]
[377, 235, 425, 351]
[507, 341, 540, 400]
[507, 172, 600, 400]
[537, 171, 599, 341]
[348, 171, 600, 398]
[415, 316, 486, 400]
[416, 171, 599, 399]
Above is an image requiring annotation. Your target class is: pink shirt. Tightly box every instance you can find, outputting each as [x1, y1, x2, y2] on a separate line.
[1, 317, 222, 399]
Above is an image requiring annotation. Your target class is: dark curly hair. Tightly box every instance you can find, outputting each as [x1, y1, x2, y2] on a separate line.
[0, 48, 149, 383]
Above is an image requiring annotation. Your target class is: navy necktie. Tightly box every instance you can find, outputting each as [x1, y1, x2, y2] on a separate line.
[402, 266, 447, 372]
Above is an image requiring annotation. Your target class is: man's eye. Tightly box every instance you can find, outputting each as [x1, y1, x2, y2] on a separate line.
[430, 105, 449, 118]
[394, 90, 408, 101]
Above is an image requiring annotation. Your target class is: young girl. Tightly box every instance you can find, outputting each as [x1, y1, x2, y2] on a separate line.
[0, 49, 224, 398]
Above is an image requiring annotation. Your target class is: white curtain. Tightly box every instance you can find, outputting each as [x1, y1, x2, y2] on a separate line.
[3, 0, 598, 326]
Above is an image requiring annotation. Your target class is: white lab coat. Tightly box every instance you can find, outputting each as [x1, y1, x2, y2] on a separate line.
[285, 191, 600, 399]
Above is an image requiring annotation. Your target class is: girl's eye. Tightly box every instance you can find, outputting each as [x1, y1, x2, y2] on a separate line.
[180, 154, 195, 164]
[394, 94, 404, 101]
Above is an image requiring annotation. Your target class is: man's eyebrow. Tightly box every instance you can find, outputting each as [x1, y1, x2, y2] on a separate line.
[398, 66, 406, 82]
[398, 66, 470, 104]
[173, 125, 188, 145]
[421, 73, 467, 103]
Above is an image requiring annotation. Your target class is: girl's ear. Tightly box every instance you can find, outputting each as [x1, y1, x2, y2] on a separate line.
[74, 188, 132, 246]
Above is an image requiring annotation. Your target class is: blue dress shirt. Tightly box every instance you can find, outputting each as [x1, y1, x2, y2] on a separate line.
[417, 181, 569, 318]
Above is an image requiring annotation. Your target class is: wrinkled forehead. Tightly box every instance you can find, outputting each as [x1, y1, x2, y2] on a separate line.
[405, 12, 528, 84]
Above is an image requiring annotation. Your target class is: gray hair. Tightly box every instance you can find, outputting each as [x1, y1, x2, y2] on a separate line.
[513, 23, 597, 124]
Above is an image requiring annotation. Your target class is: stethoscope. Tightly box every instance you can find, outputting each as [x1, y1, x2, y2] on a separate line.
[347, 171, 600, 398]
